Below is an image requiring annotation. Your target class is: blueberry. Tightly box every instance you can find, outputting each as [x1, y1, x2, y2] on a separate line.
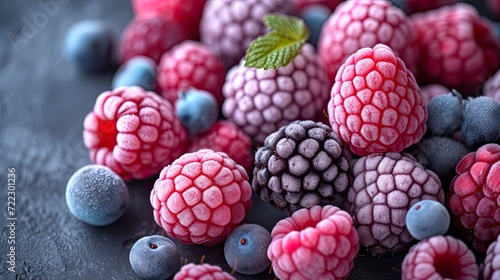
[461, 96, 500, 148]
[112, 56, 157, 91]
[64, 19, 116, 71]
[65, 165, 128, 226]
[129, 235, 180, 280]
[414, 136, 469, 187]
[406, 200, 450, 240]
[387, 0, 407, 13]
[175, 89, 218, 137]
[224, 224, 271, 275]
[300, 5, 331, 48]
[426, 90, 463, 136]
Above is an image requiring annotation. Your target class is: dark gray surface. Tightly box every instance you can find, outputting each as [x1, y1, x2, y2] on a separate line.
[0, 1, 493, 280]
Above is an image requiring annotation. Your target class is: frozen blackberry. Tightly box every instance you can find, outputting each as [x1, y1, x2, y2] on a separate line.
[252, 120, 350, 215]
[461, 96, 500, 148]
[410, 136, 470, 189]
[347, 152, 445, 256]
[426, 90, 463, 136]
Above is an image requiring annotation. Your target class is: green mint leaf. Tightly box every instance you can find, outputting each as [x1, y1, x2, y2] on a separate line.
[244, 14, 309, 70]
[263, 14, 308, 41]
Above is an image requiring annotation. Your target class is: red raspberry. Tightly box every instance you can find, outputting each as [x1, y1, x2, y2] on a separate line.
[83, 86, 187, 180]
[401, 235, 479, 280]
[484, 69, 500, 104]
[200, 0, 298, 69]
[267, 205, 359, 280]
[120, 16, 189, 64]
[347, 152, 445, 256]
[174, 263, 235, 280]
[411, 3, 500, 96]
[448, 143, 500, 253]
[318, 0, 418, 84]
[223, 43, 330, 144]
[131, 0, 207, 40]
[187, 120, 253, 174]
[150, 149, 253, 245]
[292, 0, 342, 12]
[404, 0, 460, 14]
[328, 44, 426, 156]
[157, 41, 225, 106]
[482, 234, 500, 280]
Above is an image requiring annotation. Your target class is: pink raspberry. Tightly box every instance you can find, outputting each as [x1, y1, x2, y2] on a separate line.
[420, 84, 450, 105]
[403, 0, 460, 14]
[411, 3, 500, 96]
[448, 143, 500, 253]
[150, 149, 253, 245]
[120, 16, 189, 64]
[268, 205, 359, 280]
[347, 152, 445, 256]
[157, 41, 225, 106]
[401, 235, 479, 280]
[482, 234, 500, 280]
[187, 120, 253, 174]
[484, 69, 500, 104]
[318, 0, 418, 84]
[200, 0, 298, 69]
[131, 0, 207, 40]
[292, 0, 343, 12]
[328, 44, 427, 156]
[487, 0, 500, 18]
[83, 86, 187, 180]
[173, 263, 235, 280]
[223, 43, 330, 144]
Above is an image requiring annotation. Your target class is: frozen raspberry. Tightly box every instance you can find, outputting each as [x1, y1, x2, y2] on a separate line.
[174, 263, 235, 280]
[347, 152, 445, 256]
[401, 235, 479, 280]
[448, 143, 500, 253]
[389, 0, 460, 14]
[484, 69, 500, 104]
[419, 84, 450, 105]
[200, 0, 298, 69]
[253, 120, 350, 215]
[328, 44, 426, 156]
[318, 0, 418, 84]
[120, 16, 189, 64]
[487, 0, 500, 19]
[150, 149, 253, 245]
[482, 234, 500, 280]
[292, 0, 342, 12]
[187, 120, 253, 174]
[411, 3, 500, 96]
[223, 43, 330, 144]
[83, 86, 187, 180]
[268, 205, 359, 280]
[157, 41, 225, 106]
[131, 0, 207, 40]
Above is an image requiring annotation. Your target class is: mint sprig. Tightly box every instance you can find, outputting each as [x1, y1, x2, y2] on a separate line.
[244, 14, 309, 70]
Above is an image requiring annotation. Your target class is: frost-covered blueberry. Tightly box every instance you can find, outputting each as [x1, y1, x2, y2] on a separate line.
[65, 164, 128, 226]
[129, 235, 180, 280]
[64, 19, 116, 71]
[175, 89, 218, 137]
[426, 90, 463, 136]
[112, 56, 157, 91]
[461, 96, 500, 148]
[406, 200, 450, 240]
[300, 5, 330, 48]
[224, 224, 271, 275]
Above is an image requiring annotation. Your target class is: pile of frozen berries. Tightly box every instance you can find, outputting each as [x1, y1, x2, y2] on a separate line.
[62, 0, 500, 279]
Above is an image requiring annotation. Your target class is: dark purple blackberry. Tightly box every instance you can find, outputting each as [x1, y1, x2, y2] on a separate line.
[252, 120, 350, 215]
